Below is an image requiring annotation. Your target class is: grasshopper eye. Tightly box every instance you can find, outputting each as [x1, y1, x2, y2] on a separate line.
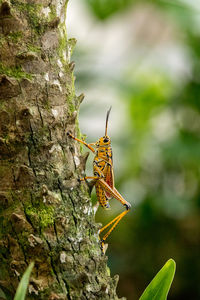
[103, 137, 109, 143]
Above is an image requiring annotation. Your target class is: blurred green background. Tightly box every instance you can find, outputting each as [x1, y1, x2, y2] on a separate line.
[68, 0, 200, 299]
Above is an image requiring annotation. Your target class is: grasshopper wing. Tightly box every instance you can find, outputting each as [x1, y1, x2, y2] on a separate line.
[104, 163, 114, 199]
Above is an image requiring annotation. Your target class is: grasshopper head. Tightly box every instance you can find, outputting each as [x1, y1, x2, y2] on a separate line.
[97, 135, 111, 146]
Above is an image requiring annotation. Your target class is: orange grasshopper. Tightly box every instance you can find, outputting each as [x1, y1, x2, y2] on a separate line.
[67, 107, 131, 250]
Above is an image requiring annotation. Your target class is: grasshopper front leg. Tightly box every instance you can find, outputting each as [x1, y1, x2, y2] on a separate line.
[67, 132, 95, 153]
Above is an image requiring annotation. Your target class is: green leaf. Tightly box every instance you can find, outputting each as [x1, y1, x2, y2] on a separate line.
[139, 259, 176, 300]
[14, 262, 34, 300]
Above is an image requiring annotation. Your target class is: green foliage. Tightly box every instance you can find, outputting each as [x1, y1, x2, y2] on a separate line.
[0, 289, 7, 300]
[139, 259, 176, 300]
[14, 262, 34, 300]
[72, 0, 200, 298]
[85, 0, 134, 20]
[127, 71, 174, 133]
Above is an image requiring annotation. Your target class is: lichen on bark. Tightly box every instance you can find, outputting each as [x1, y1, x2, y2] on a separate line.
[0, 1, 124, 299]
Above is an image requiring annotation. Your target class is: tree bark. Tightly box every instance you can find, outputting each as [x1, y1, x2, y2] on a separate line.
[0, 1, 122, 299]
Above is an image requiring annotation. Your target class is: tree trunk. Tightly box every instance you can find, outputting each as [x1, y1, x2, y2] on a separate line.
[0, 1, 122, 299]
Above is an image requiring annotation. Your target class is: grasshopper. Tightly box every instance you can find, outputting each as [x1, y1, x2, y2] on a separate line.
[67, 107, 131, 250]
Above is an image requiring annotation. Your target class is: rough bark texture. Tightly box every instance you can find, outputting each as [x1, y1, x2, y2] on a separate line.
[0, 1, 123, 299]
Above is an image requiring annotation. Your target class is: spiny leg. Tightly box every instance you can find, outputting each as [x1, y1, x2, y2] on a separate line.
[79, 176, 99, 181]
[80, 174, 131, 247]
[67, 132, 95, 153]
[97, 178, 131, 247]
[98, 178, 131, 209]
[100, 209, 129, 246]
[100, 210, 127, 234]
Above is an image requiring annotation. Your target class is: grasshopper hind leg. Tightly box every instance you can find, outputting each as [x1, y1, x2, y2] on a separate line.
[100, 208, 130, 253]
[97, 179, 131, 252]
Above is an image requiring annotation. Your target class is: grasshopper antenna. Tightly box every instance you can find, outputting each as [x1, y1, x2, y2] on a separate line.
[105, 106, 112, 136]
